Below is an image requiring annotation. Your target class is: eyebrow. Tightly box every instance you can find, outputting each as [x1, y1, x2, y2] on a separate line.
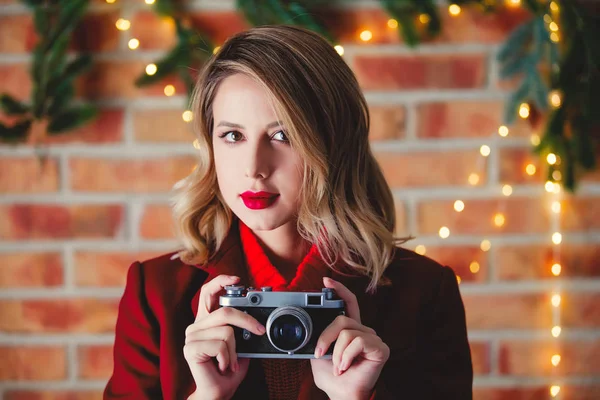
[215, 121, 284, 129]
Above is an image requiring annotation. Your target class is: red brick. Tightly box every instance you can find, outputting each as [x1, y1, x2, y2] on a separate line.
[560, 196, 600, 233]
[69, 157, 196, 192]
[78, 345, 113, 379]
[74, 251, 165, 287]
[562, 293, 600, 328]
[393, 198, 407, 236]
[368, 106, 405, 141]
[473, 387, 549, 400]
[463, 293, 550, 330]
[0, 64, 31, 101]
[130, 11, 177, 51]
[499, 148, 545, 185]
[417, 101, 530, 138]
[140, 204, 176, 239]
[375, 150, 485, 187]
[464, 293, 600, 330]
[0, 346, 66, 380]
[496, 243, 600, 280]
[72, 11, 121, 52]
[0, 204, 123, 240]
[0, 253, 63, 288]
[75, 61, 187, 100]
[470, 341, 491, 375]
[0, 15, 34, 53]
[133, 109, 194, 143]
[410, 246, 488, 283]
[417, 197, 549, 235]
[499, 340, 600, 376]
[353, 54, 486, 91]
[0, 299, 119, 333]
[316, 6, 530, 45]
[42, 109, 124, 144]
[5, 392, 103, 400]
[188, 12, 251, 46]
[0, 157, 59, 193]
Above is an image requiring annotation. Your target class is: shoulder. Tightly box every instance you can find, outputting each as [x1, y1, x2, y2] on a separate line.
[381, 246, 459, 301]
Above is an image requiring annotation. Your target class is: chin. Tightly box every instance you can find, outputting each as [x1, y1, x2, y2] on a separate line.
[235, 208, 295, 232]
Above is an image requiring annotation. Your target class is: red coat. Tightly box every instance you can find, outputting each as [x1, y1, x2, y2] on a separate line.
[104, 221, 473, 399]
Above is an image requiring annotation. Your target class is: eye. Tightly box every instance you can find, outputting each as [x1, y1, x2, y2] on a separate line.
[219, 131, 244, 143]
[272, 130, 289, 142]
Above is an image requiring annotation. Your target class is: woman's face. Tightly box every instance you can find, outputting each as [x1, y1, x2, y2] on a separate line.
[211, 73, 304, 232]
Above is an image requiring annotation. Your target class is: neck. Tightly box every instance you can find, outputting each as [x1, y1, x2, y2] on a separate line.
[251, 221, 311, 281]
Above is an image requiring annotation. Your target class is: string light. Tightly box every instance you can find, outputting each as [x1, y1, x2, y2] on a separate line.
[552, 263, 562, 276]
[552, 170, 562, 181]
[213, 46, 221, 54]
[552, 325, 561, 337]
[551, 294, 561, 307]
[550, 386, 561, 397]
[360, 30, 373, 42]
[415, 245, 426, 255]
[549, 21, 559, 32]
[552, 354, 561, 366]
[550, 1, 559, 12]
[439, 227, 450, 239]
[519, 103, 530, 119]
[145, 0, 156, 4]
[193, 139, 201, 150]
[469, 261, 480, 274]
[480, 240, 491, 252]
[145, 63, 158, 75]
[164, 84, 176, 96]
[552, 201, 561, 214]
[550, 32, 560, 43]
[334, 45, 344, 56]
[552, 232, 562, 245]
[545, 181, 556, 192]
[106, 0, 116, 3]
[468, 173, 480, 186]
[502, 184, 513, 196]
[448, 4, 461, 16]
[116, 18, 131, 31]
[526, 164, 536, 176]
[498, 125, 509, 137]
[419, 14, 430, 24]
[494, 213, 505, 227]
[387, 19, 398, 29]
[182, 110, 193, 122]
[480, 145, 491, 157]
[128, 38, 140, 50]
[549, 90, 562, 107]
[454, 200, 465, 212]
[544, 14, 553, 23]
[547, 153, 557, 165]
[530, 134, 541, 146]
[506, 0, 521, 6]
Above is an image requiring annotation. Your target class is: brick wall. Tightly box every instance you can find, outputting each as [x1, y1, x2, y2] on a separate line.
[1, 0, 599, 399]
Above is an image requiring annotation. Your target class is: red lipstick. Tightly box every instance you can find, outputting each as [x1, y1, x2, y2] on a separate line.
[240, 191, 279, 210]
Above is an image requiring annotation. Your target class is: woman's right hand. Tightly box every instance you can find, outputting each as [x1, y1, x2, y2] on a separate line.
[184, 275, 266, 400]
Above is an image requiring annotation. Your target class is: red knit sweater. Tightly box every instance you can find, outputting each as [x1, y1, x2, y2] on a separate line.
[238, 220, 331, 400]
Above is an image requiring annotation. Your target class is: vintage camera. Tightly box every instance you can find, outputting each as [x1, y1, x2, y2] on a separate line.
[219, 285, 345, 359]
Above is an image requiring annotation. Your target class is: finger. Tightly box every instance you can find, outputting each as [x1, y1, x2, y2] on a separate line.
[184, 326, 238, 373]
[331, 329, 362, 374]
[190, 306, 266, 337]
[340, 336, 390, 373]
[323, 277, 361, 323]
[197, 275, 240, 321]
[183, 339, 230, 373]
[314, 315, 374, 358]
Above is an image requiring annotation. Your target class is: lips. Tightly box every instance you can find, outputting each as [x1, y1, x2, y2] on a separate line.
[240, 191, 280, 210]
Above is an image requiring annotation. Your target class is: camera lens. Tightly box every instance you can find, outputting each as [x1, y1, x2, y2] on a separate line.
[266, 306, 312, 353]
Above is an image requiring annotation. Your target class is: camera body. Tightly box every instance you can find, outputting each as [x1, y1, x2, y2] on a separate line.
[219, 285, 345, 359]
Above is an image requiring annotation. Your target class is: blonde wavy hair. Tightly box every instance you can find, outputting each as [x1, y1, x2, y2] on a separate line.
[172, 25, 413, 293]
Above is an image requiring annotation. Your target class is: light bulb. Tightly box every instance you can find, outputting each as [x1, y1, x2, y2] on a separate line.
[116, 18, 131, 31]
[454, 200, 465, 212]
[470, 261, 480, 273]
[145, 63, 157, 75]
[498, 125, 509, 137]
[530, 134, 541, 146]
[480, 240, 491, 252]
[419, 14, 430, 24]
[387, 19, 398, 29]
[526, 164, 536, 175]
[551, 263, 561, 276]
[439, 227, 450, 239]
[551, 294, 561, 307]
[552, 325, 561, 337]
[480, 145, 491, 157]
[547, 153, 557, 165]
[360, 30, 373, 42]
[502, 184, 513, 196]
[519, 103, 530, 119]
[468, 173, 480, 186]
[193, 139, 201, 150]
[213, 46, 221, 54]
[552, 232, 562, 245]
[550, 385, 560, 397]
[551, 354, 561, 366]
[128, 38, 140, 50]
[164, 85, 176, 96]
[182, 110, 193, 122]
[552, 201, 561, 214]
[449, 4, 461, 16]
[415, 245, 426, 255]
[550, 32, 559, 42]
[494, 213, 505, 227]
[549, 21, 559, 32]
[334, 45, 344, 56]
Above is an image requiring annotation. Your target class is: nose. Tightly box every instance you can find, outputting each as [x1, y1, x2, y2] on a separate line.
[244, 139, 270, 180]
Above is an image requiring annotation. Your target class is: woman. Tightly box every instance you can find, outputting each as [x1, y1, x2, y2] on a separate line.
[104, 25, 473, 400]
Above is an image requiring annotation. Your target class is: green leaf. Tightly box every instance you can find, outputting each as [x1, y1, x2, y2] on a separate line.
[20, 0, 45, 8]
[48, 81, 75, 115]
[0, 118, 32, 142]
[0, 94, 30, 115]
[135, 45, 188, 87]
[44, 0, 89, 52]
[530, 65, 549, 111]
[498, 20, 534, 63]
[154, 0, 179, 17]
[571, 116, 597, 170]
[287, 2, 333, 42]
[504, 79, 530, 125]
[47, 105, 97, 133]
[63, 54, 93, 80]
[396, 13, 420, 47]
[33, 7, 49, 35]
[499, 54, 529, 79]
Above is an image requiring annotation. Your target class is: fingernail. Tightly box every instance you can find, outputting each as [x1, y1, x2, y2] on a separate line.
[314, 347, 322, 358]
[339, 360, 347, 372]
[257, 324, 266, 334]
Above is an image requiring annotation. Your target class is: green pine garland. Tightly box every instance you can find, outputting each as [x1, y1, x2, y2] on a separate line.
[0, 0, 598, 193]
[0, 0, 97, 143]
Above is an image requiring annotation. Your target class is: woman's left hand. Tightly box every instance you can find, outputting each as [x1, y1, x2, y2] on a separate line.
[310, 277, 390, 400]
